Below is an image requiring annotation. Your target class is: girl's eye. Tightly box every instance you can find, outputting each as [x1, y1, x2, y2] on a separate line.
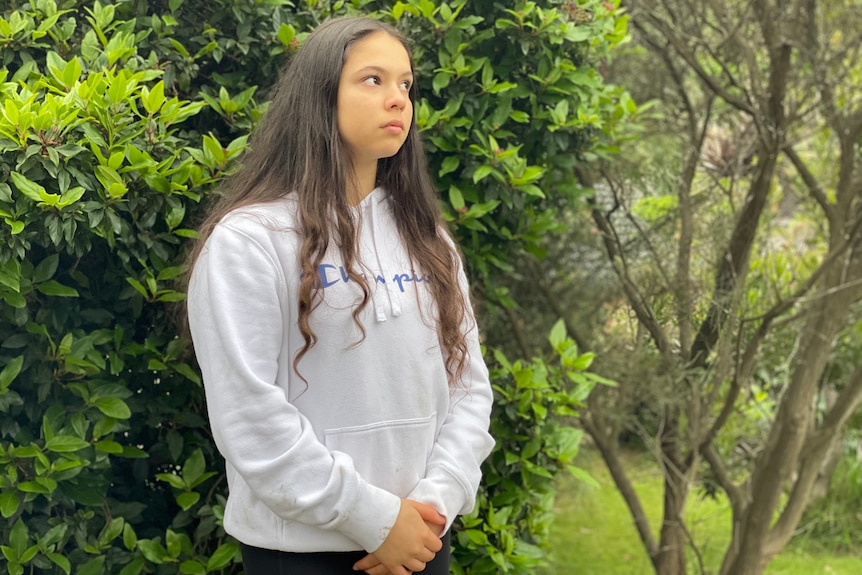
[362, 76, 381, 85]
[400, 80, 412, 91]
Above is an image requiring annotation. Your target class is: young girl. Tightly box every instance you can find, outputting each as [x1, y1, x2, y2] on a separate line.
[186, 16, 494, 575]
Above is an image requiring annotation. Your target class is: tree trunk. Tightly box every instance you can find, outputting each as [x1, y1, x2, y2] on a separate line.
[653, 408, 689, 575]
[810, 387, 842, 502]
[654, 471, 689, 575]
[720, 260, 862, 575]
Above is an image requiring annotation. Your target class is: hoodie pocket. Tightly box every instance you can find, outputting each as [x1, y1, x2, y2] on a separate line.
[323, 412, 437, 497]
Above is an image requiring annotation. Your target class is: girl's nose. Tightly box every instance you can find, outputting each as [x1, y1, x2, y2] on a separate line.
[386, 86, 408, 110]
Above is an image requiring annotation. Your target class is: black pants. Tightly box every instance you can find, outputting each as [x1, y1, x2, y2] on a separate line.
[241, 531, 451, 575]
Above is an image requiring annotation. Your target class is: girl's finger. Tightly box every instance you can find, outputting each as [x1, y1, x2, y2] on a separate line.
[354, 553, 382, 571]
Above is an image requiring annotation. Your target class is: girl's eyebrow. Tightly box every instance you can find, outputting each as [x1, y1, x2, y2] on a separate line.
[354, 65, 413, 77]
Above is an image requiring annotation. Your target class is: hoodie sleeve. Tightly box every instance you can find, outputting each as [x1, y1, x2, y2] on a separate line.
[406, 254, 495, 533]
[187, 221, 401, 552]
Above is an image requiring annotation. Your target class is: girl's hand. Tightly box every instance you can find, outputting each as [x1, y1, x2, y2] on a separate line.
[353, 500, 445, 574]
[406, 500, 446, 536]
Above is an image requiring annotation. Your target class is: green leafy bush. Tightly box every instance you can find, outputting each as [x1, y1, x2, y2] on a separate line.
[0, 1, 628, 573]
[454, 321, 615, 573]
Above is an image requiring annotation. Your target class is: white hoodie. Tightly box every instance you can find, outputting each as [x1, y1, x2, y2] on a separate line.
[187, 188, 494, 554]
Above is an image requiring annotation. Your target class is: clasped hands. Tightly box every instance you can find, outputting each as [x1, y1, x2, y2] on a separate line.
[352, 499, 446, 575]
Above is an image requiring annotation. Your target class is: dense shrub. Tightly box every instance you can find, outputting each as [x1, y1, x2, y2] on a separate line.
[0, 1, 629, 573]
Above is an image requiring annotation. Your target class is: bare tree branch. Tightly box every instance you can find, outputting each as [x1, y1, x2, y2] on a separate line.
[623, 209, 674, 289]
[783, 145, 835, 223]
[703, 444, 744, 514]
[631, 13, 756, 117]
[579, 166, 674, 356]
[803, 0, 840, 127]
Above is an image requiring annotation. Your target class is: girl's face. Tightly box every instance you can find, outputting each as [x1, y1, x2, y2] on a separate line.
[337, 31, 413, 170]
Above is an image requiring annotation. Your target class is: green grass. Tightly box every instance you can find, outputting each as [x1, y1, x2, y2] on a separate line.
[540, 449, 862, 575]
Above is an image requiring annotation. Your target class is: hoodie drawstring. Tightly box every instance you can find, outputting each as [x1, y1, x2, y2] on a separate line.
[367, 192, 402, 322]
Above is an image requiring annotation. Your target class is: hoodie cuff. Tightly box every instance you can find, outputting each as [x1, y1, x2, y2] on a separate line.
[407, 467, 471, 535]
[338, 481, 402, 552]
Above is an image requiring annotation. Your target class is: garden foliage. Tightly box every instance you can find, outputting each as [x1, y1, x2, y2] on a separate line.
[0, 0, 628, 573]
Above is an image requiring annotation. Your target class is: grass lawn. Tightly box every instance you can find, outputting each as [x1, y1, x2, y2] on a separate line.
[540, 449, 862, 575]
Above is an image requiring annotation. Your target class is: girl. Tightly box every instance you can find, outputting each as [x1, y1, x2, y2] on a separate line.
[186, 16, 494, 575]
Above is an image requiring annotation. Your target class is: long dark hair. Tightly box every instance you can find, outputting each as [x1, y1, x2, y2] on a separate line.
[187, 16, 470, 382]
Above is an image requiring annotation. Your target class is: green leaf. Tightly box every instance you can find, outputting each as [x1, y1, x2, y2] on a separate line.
[99, 517, 125, 546]
[119, 558, 144, 575]
[95, 166, 127, 198]
[0, 491, 19, 518]
[155, 472, 187, 489]
[548, 319, 566, 350]
[488, 82, 517, 93]
[126, 277, 149, 298]
[521, 436, 542, 459]
[63, 57, 82, 88]
[182, 449, 205, 484]
[95, 440, 123, 453]
[10, 172, 49, 203]
[17, 481, 50, 494]
[94, 397, 131, 419]
[142, 81, 166, 115]
[45, 435, 89, 453]
[123, 523, 138, 551]
[566, 464, 600, 488]
[156, 266, 184, 281]
[121, 445, 148, 458]
[277, 23, 295, 47]
[137, 538, 168, 564]
[570, 351, 595, 370]
[0, 259, 20, 293]
[473, 165, 492, 183]
[158, 291, 186, 303]
[180, 560, 206, 575]
[464, 528, 489, 546]
[77, 556, 105, 575]
[33, 255, 59, 283]
[0, 356, 24, 391]
[432, 72, 451, 94]
[57, 186, 86, 208]
[8, 520, 28, 559]
[46, 552, 70, 575]
[165, 529, 182, 559]
[36, 281, 79, 297]
[205, 542, 239, 571]
[448, 185, 465, 211]
[172, 362, 201, 384]
[176, 491, 200, 510]
[41, 524, 68, 547]
[18, 544, 37, 563]
[440, 156, 460, 177]
[4, 219, 25, 234]
[552, 99, 569, 124]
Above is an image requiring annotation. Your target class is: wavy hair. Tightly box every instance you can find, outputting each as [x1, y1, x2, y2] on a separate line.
[187, 16, 470, 383]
